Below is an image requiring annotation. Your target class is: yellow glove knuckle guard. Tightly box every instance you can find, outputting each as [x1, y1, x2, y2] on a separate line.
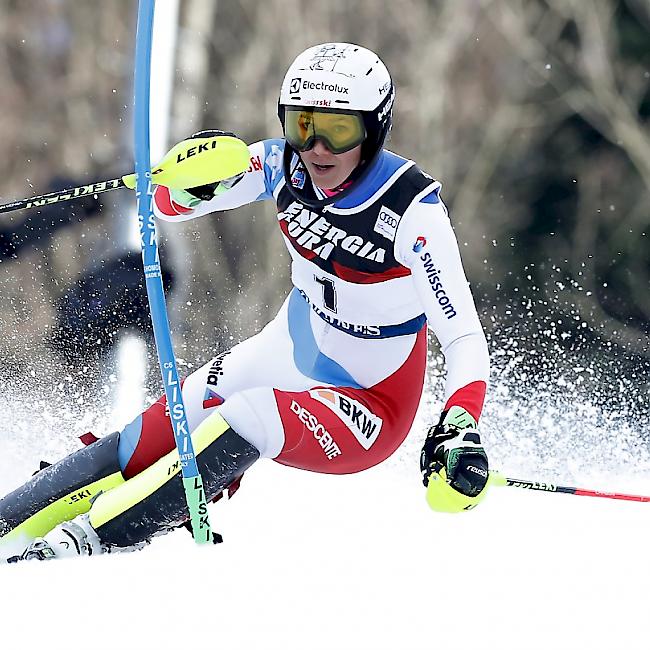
[425, 467, 490, 513]
[122, 135, 250, 191]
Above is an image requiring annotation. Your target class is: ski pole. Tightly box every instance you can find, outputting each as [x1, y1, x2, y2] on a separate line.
[491, 471, 650, 502]
[0, 134, 249, 215]
[0, 178, 126, 215]
[133, 0, 213, 543]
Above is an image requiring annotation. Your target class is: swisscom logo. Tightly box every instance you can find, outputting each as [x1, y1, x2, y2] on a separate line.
[413, 236, 427, 252]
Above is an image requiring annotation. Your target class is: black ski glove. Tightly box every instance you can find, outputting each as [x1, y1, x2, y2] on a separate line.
[420, 405, 489, 497]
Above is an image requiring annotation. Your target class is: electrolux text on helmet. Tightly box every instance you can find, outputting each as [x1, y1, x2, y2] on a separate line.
[290, 77, 349, 95]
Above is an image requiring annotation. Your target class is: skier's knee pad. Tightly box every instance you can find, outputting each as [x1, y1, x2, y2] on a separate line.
[89, 411, 260, 548]
[0, 432, 124, 548]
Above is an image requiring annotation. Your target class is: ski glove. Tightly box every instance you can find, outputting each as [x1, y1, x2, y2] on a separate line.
[169, 129, 246, 208]
[420, 405, 489, 497]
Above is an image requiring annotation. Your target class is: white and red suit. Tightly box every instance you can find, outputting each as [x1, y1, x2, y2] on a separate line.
[117, 140, 489, 478]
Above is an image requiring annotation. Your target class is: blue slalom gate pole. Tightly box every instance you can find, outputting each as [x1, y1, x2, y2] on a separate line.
[133, 0, 213, 543]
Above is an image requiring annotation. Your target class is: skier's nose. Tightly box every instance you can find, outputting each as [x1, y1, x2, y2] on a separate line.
[312, 139, 333, 156]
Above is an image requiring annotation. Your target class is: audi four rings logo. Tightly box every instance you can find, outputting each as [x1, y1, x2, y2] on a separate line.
[379, 211, 398, 228]
[290, 77, 302, 94]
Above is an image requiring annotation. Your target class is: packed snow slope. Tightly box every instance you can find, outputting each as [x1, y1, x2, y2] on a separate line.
[1, 340, 649, 649]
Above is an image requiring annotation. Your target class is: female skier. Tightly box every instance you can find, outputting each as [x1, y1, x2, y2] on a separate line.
[1, 42, 490, 561]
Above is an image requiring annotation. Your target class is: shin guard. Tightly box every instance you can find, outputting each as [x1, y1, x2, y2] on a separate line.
[0, 432, 124, 548]
[89, 412, 259, 548]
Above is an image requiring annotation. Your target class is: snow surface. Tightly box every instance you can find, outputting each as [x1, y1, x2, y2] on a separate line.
[2, 374, 649, 650]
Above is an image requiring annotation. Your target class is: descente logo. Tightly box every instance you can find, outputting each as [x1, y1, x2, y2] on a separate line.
[290, 400, 342, 460]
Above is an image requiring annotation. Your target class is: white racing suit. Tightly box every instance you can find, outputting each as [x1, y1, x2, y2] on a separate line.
[0, 139, 490, 553]
[125, 139, 491, 477]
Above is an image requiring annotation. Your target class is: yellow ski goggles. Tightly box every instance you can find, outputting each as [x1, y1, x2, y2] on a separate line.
[283, 107, 367, 154]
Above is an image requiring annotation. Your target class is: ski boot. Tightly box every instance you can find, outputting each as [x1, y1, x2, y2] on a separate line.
[6, 516, 102, 563]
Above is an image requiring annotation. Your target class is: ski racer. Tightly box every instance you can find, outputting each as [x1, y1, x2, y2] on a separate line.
[0, 42, 491, 561]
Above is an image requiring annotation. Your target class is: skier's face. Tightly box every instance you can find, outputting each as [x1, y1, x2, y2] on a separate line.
[300, 140, 362, 190]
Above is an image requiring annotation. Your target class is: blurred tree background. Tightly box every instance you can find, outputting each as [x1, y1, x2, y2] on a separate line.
[0, 0, 648, 411]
